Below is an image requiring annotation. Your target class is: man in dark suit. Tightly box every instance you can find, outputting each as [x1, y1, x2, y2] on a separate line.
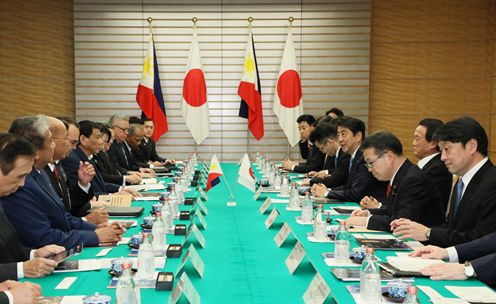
[62, 121, 121, 195]
[413, 118, 453, 213]
[107, 115, 155, 175]
[347, 131, 445, 232]
[93, 124, 141, 186]
[311, 117, 387, 202]
[281, 114, 325, 173]
[392, 117, 496, 247]
[3, 116, 125, 249]
[44, 117, 108, 223]
[302, 121, 350, 189]
[0, 133, 64, 284]
[141, 117, 175, 166]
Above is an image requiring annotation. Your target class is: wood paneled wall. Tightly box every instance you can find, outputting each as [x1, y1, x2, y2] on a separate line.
[369, 0, 495, 160]
[491, 0, 496, 160]
[0, 0, 75, 132]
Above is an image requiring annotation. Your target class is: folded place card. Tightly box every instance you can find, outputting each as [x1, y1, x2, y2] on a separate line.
[253, 186, 263, 200]
[259, 197, 272, 214]
[303, 272, 330, 304]
[265, 208, 280, 229]
[195, 197, 208, 215]
[197, 187, 208, 201]
[274, 223, 293, 247]
[285, 241, 306, 275]
[176, 244, 205, 278]
[183, 223, 205, 248]
[194, 210, 207, 230]
[168, 272, 200, 304]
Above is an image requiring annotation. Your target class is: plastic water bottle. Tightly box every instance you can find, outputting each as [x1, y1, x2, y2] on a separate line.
[403, 286, 420, 303]
[280, 175, 290, 196]
[289, 182, 300, 209]
[301, 192, 313, 223]
[360, 247, 382, 302]
[169, 187, 179, 219]
[137, 233, 155, 282]
[274, 172, 282, 190]
[151, 212, 166, 253]
[161, 199, 173, 233]
[175, 186, 184, 205]
[116, 262, 140, 304]
[313, 204, 327, 241]
[334, 221, 350, 263]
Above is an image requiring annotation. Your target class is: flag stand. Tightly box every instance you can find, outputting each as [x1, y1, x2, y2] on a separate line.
[223, 174, 237, 207]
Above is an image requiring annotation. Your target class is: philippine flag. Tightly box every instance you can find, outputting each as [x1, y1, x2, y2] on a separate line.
[237, 153, 256, 192]
[136, 28, 168, 142]
[206, 154, 223, 192]
[272, 27, 303, 147]
[238, 31, 264, 140]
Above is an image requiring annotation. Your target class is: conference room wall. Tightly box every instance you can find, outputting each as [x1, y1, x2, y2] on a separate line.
[73, 0, 371, 162]
[0, 0, 75, 131]
[369, 0, 495, 161]
[491, 0, 496, 161]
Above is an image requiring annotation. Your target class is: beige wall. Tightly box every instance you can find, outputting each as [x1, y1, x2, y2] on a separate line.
[0, 0, 75, 132]
[369, 0, 495, 160]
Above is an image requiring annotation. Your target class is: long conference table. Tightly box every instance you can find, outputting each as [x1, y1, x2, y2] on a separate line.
[24, 162, 491, 303]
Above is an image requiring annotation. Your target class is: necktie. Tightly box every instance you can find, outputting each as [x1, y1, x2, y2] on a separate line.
[386, 183, 391, 199]
[121, 144, 129, 167]
[454, 178, 464, 215]
[348, 157, 354, 174]
[53, 165, 60, 182]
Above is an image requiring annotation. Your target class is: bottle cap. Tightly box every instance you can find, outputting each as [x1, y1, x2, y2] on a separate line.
[156, 212, 162, 217]
[407, 286, 417, 294]
[121, 262, 131, 269]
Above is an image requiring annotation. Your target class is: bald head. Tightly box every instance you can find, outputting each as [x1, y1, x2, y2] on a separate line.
[48, 117, 68, 161]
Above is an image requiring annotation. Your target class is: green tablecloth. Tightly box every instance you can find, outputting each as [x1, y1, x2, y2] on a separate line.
[24, 163, 490, 303]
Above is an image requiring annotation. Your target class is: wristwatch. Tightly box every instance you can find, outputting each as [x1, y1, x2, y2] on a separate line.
[425, 228, 431, 240]
[464, 261, 476, 278]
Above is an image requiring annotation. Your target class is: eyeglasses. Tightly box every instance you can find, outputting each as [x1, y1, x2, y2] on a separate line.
[114, 125, 129, 133]
[364, 151, 387, 169]
[67, 138, 79, 146]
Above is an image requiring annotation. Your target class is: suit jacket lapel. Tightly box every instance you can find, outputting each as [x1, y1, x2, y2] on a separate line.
[388, 160, 411, 215]
[31, 169, 66, 210]
[452, 161, 492, 224]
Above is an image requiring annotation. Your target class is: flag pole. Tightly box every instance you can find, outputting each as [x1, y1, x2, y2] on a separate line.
[222, 173, 237, 207]
[245, 17, 253, 155]
[286, 16, 294, 161]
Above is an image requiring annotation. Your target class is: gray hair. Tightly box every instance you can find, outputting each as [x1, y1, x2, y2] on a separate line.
[128, 123, 144, 137]
[108, 114, 129, 127]
[8, 114, 50, 149]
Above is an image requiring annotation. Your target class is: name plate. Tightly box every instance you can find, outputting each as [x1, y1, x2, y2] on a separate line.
[285, 241, 306, 275]
[183, 223, 205, 248]
[303, 272, 331, 304]
[195, 210, 208, 230]
[168, 272, 200, 304]
[264, 208, 280, 229]
[253, 186, 263, 200]
[195, 197, 208, 215]
[176, 244, 205, 278]
[197, 187, 208, 201]
[274, 223, 292, 247]
[259, 197, 272, 214]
